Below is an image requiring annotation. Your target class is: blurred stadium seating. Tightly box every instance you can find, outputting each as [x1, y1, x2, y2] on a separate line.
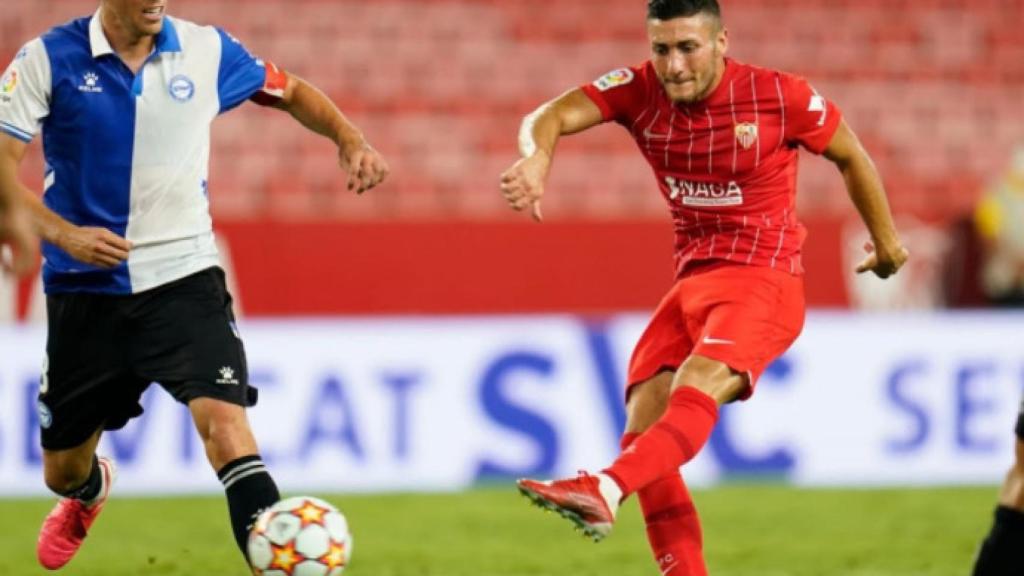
[3, 0, 1021, 221]
[1, 0, 1021, 313]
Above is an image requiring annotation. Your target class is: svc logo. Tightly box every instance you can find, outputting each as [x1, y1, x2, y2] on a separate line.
[78, 72, 103, 93]
[168, 74, 195, 102]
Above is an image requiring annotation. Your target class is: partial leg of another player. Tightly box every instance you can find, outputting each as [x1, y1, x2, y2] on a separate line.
[972, 410, 1024, 576]
[37, 428, 118, 570]
[190, 397, 280, 559]
[518, 354, 743, 542]
[624, 372, 708, 576]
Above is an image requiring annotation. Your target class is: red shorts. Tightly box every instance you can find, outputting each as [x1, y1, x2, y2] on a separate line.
[627, 264, 805, 401]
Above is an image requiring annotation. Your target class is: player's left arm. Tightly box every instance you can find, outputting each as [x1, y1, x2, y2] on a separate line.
[270, 73, 389, 194]
[823, 119, 909, 279]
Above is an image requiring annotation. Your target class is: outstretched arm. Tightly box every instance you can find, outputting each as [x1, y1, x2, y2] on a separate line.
[0, 134, 129, 270]
[499, 89, 604, 221]
[273, 73, 389, 194]
[824, 119, 908, 278]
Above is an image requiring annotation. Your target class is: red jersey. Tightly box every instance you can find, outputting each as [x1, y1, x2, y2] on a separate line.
[580, 59, 842, 276]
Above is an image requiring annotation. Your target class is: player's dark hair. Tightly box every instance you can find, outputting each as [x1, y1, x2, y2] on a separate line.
[647, 0, 722, 22]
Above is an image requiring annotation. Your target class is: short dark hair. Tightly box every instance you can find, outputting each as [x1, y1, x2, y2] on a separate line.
[647, 0, 722, 22]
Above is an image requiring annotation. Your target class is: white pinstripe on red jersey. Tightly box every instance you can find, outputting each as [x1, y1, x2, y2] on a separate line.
[729, 79, 738, 174]
[751, 72, 761, 168]
[705, 108, 714, 175]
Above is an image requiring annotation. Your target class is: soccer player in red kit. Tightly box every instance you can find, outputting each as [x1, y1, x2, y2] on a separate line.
[499, 1, 908, 574]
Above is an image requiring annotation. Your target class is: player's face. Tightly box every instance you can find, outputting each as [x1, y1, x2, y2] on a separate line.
[102, 0, 167, 38]
[647, 13, 728, 104]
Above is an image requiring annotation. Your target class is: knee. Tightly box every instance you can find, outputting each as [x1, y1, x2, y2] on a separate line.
[199, 414, 256, 469]
[672, 355, 745, 404]
[625, 374, 672, 434]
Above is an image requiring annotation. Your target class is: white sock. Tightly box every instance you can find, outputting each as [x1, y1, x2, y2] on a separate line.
[596, 473, 622, 516]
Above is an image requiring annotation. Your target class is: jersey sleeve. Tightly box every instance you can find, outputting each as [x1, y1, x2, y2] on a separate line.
[579, 65, 648, 125]
[0, 38, 51, 143]
[779, 72, 842, 155]
[215, 28, 287, 114]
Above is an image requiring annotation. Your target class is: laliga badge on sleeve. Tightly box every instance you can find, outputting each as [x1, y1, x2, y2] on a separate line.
[593, 68, 634, 91]
[0, 68, 18, 105]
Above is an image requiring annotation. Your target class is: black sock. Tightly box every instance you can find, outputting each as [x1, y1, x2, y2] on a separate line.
[973, 505, 1024, 576]
[60, 455, 102, 502]
[217, 455, 280, 559]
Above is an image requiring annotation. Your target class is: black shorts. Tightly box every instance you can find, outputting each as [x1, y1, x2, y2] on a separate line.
[39, 267, 257, 450]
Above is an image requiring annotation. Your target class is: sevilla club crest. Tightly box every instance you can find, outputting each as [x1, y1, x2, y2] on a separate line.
[734, 122, 758, 150]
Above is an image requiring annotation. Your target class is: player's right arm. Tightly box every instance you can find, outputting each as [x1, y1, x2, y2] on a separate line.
[0, 135, 131, 269]
[499, 89, 604, 222]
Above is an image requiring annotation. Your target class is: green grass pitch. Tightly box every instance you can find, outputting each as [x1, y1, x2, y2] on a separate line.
[0, 485, 997, 575]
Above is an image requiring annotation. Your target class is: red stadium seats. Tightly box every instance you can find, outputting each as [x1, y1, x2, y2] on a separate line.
[2, 0, 1021, 223]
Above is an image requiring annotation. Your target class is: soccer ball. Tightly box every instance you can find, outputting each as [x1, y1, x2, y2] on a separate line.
[248, 496, 353, 576]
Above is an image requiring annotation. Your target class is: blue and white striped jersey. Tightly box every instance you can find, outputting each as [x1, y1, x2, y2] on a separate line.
[0, 12, 280, 294]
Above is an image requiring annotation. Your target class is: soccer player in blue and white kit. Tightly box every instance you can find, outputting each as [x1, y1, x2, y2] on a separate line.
[0, 0, 389, 570]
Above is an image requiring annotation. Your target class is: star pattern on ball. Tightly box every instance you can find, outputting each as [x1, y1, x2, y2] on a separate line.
[319, 542, 348, 570]
[268, 540, 301, 574]
[292, 499, 330, 528]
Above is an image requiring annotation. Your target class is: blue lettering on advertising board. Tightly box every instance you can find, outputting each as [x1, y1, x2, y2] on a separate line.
[710, 357, 797, 478]
[955, 361, 998, 452]
[583, 322, 627, 448]
[380, 372, 422, 461]
[474, 352, 559, 480]
[300, 375, 366, 461]
[885, 360, 930, 453]
[24, 378, 42, 465]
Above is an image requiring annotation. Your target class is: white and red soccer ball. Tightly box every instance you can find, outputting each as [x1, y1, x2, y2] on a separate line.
[248, 496, 353, 576]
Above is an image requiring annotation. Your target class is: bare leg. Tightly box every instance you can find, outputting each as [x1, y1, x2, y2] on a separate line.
[189, 397, 279, 561]
[42, 428, 102, 494]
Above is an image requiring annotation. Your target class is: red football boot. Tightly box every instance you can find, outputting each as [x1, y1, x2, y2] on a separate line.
[517, 471, 618, 541]
[37, 456, 117, 570]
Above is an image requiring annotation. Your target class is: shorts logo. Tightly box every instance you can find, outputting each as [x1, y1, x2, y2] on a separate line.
[217, 366, 240, 385]
[734, 122, 758, 150]
[168, 74, 195, 102]
[665, 176, 744, 207]
[593, 68, 634, 92]
[37, 401, 53, 429]
[78, 72, 103, 93]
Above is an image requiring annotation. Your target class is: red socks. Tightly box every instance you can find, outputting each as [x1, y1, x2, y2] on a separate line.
[604, 386, 718, 495]
[621, 433, 708, 576]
